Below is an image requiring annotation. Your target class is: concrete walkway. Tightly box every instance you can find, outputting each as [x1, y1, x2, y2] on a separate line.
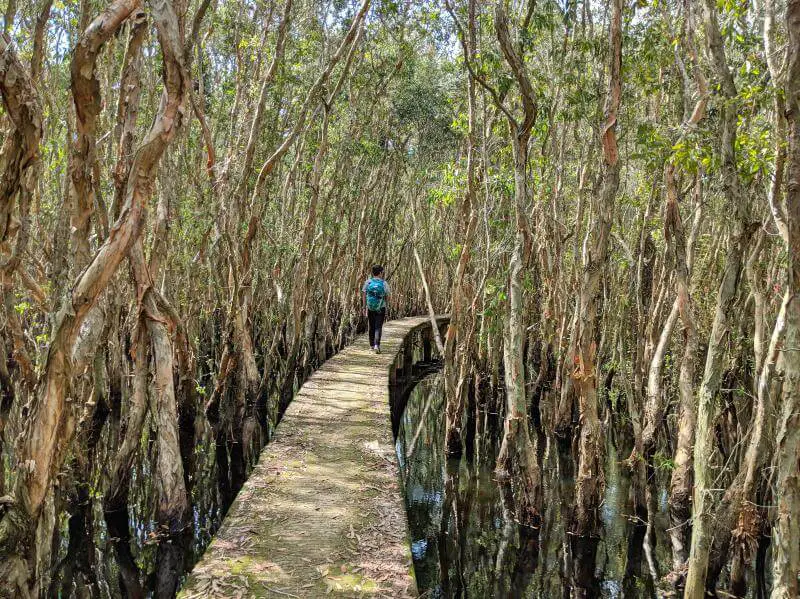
[179, 316, 443, 598]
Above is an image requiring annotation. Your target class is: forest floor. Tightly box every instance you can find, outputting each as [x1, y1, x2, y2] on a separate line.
[178, 317, 435, 598]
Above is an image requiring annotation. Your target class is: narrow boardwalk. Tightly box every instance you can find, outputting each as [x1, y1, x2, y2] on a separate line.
[180, 316, 442, 598]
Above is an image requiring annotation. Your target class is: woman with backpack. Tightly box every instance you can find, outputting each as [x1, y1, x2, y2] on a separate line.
[362, 265, 390, 353]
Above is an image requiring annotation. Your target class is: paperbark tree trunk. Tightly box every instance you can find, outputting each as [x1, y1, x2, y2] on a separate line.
[0, 0, 188, 591]
[769, 1, 800, 595]
[443, 0, 480, 459]
[100, 20, 149, 595]
[727, 0, 791, 592]
[490, 0, 542, 528]
[572, 0, 622, 536]
[30, 0, 54, 80]
[684, 0, 754, 594]
[0, 33, 43, 269]
[664, 164, 699, 578]
[68, 0, 141, 268]
[128, 239, 190, 598]
[653, 6, 708, 576]
[0, 26, 44, 510]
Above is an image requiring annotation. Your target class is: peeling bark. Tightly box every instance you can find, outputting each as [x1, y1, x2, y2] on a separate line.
[572, 0, 622, 537]
[490, 0, 542, 528]
[769, 1, 800, 595]
[68, 0, 142, 267]
[0, 0, 188, 591]
[684, 0, 755, 593]
[443, 0, 479, 459]
[664, 164, 699, 579]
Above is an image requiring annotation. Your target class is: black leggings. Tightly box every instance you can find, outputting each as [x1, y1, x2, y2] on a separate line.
[368, 308, 386, 347]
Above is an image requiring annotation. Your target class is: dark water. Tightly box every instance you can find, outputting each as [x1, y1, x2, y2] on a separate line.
[395, 373, 674, 599]
[46, 402, 269, 598]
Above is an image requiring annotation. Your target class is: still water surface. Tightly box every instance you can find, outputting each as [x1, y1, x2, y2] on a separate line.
[58, 362, 769, 598]
[395, 373, 672, 599]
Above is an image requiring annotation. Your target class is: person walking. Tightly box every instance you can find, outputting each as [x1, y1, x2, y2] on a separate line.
[363, 265, 390, 353]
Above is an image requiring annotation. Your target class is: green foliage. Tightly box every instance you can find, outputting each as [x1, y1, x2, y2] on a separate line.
[653, 452, 676, 472]
[391, 54, 459, 159]
[671, 131, 717, 175]
[483, 280, 507, 321]
[632, 122, 670, 167]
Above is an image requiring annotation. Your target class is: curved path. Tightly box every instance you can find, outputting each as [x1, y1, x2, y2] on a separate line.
[179, 316, 446, 598]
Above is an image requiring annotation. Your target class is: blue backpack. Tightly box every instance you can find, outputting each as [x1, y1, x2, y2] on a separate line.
[365, 278, 386, 311]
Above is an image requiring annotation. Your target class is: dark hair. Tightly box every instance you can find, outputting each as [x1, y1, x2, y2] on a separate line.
[371, 264, 384, 277]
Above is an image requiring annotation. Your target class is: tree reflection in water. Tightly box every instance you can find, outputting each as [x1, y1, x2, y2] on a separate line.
[396, 373, 671, 598]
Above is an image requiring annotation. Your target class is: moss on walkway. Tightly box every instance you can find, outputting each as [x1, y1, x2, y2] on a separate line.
[178, 317, 440, 598]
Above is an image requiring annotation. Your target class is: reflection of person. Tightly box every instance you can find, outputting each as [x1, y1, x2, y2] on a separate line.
[362, 265, 390, 354]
